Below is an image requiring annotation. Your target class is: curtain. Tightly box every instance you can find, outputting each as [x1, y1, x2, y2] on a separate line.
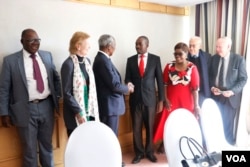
[196, 0, 250, 57]
[195, 0, 250, 147]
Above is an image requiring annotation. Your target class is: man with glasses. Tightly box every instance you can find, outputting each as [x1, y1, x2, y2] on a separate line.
[188, 36, 211, 106]
[0, 28, 61, 167]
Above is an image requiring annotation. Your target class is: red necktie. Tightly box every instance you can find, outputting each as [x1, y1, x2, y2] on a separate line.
[139, 54, 145, 77]
[30, 54, 44, 93]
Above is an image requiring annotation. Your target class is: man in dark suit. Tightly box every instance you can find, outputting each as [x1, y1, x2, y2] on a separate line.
[188, 36, 211, 106]
[93, 34, 133, 167]
[0, 29, 61, 167]
[209, 36, 247, 145]
[125, 36, 164, 164]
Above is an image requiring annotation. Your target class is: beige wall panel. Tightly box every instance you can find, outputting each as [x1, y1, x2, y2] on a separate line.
[72, 0, 110, 5]
[140, 2, 167, 13]
[166, 6, 188, 15]
[111, 0, 140, 9]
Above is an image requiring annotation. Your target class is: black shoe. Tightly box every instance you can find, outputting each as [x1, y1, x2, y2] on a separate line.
[156, 143, 165, 154]
[146, 154, 157, 162]
[132, 155, 144, 164]
[122, 161, 125, 167]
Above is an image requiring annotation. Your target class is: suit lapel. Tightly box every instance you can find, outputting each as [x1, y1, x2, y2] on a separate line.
[134, 55, 141, 77]
[226, 53, 234, 80]
[17, 51, 28, 90]
[144, 53, 151, 76]
[214, 55, 221, 75]
[39, 51, 52, 87]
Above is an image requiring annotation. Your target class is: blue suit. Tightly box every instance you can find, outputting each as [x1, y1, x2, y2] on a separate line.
[93, 51, 128, 136]
[188, 49, 211, 106]
[0, 50, 61, 167]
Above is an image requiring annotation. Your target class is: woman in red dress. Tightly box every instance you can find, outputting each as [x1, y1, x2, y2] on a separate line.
[154, 42, 200, 153]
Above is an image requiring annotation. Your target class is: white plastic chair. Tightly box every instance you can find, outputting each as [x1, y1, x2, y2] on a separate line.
[163, 108, 203, 167]
[200, 98, 235, 152]
[64, 121, 122, 167]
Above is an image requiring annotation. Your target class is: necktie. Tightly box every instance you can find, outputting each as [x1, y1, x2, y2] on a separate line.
[218, 57, 225, 88]
[139, 54, 145, 77]
[30, 54, 44, 93]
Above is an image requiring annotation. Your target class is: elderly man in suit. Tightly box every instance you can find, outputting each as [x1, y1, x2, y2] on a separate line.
[188, 36, 211, 106]
[209, 36, 247, 145]
[0, 29, 61, 167]
[125, 36, 164, 164]
[93, 34, 133, 167]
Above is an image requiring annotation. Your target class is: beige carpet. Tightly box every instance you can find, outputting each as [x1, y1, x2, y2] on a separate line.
[122, 152, 168, 167]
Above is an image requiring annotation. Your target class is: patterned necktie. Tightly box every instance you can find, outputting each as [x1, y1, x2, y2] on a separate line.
[218, 57, 225, 88]
[139, 54, 145, 77]
[30, 54, 44, 93]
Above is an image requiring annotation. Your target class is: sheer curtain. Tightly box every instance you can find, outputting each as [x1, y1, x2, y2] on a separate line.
[195, 0, 250, 147]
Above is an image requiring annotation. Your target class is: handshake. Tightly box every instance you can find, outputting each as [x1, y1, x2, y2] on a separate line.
[127, 82, 134, 93]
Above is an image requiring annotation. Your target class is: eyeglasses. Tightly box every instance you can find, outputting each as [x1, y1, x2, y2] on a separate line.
[173, 52, 184, 56]
[189, 44, 198, 48]
[23, 38, 41, 44]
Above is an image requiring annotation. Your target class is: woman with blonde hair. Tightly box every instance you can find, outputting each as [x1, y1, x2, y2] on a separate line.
[61, 31, 99, 137]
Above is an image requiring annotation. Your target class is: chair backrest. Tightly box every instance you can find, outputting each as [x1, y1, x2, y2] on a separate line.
[200, 98, 234, 152]
[64, 121, 122, 167]
[163, 108, 202, 167]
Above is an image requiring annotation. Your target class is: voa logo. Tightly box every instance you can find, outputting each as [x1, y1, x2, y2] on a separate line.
[226, 155, 246, 163]
[222, 151, 249, 167]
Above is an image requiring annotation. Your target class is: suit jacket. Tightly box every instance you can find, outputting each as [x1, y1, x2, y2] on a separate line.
[188, 49, 211, 97]
[0, 50, 62, 127]
[61, 56, 91, 129]
[93, 51, 128, 117]
[125, 53, 164, 107]
[209, 53, 247, 108]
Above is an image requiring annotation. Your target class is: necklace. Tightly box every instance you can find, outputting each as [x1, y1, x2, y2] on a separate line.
[79, 60, 84, 64]
[78, 57, 85, 64]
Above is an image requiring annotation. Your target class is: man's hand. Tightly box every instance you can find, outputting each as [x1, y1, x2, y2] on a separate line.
[222, 90, 234, 97]
[211, 87, 222, 95]
[127, 82, 134, 93]
[157, 101, 163, 113]
[1, 116, 13, 128]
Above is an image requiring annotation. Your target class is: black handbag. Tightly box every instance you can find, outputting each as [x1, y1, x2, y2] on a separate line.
[179, 136, 222, 167]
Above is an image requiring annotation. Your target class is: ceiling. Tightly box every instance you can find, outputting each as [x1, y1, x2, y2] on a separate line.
[139, 0, 214, 7]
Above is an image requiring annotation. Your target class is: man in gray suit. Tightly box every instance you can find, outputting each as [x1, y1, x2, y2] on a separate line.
[125, 36, 164, 164]
[209, 36, 247, 145]
[0, 29, 61, 167]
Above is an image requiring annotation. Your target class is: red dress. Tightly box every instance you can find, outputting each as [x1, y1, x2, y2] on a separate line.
[153, 61, 199, 143]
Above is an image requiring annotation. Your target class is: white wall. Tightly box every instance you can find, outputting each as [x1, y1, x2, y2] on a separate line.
[0, 0, 194, 79]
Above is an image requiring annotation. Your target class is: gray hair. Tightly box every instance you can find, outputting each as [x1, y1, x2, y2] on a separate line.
[190, 36, 202, 45]
[98, 34, 115, 50]
[220, 36, 232, 46]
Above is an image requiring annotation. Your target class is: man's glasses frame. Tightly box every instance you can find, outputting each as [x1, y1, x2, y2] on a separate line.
[23, 38, 41, 44]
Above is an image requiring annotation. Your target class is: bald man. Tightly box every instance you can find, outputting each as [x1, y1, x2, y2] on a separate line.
[209, 36, 247, 145]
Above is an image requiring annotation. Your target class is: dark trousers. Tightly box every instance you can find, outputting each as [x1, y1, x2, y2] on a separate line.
[216, 98, 237, 145]
[131, 104, 156, 156]
[17, 97, 54, 167]
[100, 115, 119, 136]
